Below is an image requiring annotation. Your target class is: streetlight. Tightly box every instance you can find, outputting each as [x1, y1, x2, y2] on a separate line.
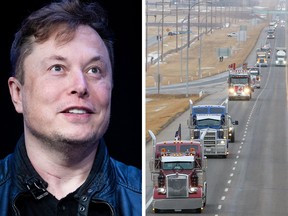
[198, 0, 200, 40]
[180, 18, 187, 81]
[161, 0, 164, 61]
[205, 0, 213, 34]
[186, 0, 192, 97]
[198, 34, 202, 78]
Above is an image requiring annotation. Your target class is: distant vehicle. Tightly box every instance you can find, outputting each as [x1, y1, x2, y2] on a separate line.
[267, 28, 275, 34]
[168, 31, 178, 36]
[275, 47, 287, 66]
[267, 33, 275, 39]
[259, 43, 272, 58]
[247, 67, 261, 88]
[168, 30, 192, 36]
[227, 32, 238, 37]
[255, 50, 268, 67]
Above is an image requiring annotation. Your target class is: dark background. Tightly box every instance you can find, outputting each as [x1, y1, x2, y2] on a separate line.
[0, 0, 142, 169]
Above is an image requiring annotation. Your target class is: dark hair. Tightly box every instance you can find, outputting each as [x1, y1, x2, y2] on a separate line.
[10, 0, 114, 83]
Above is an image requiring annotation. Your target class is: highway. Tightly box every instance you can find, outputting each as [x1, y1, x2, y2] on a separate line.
[146, 21, 288, 216]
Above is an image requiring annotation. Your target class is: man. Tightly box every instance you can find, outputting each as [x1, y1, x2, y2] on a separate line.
[0, 0, 142, 215]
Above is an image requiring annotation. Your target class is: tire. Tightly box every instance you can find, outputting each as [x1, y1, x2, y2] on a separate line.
[203, 186, 207, 207]
[230, 133, 235, 143]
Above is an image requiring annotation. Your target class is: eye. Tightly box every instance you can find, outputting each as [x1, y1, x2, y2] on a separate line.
[88, 67, 101, 75]
[51, 65, 64, 73]
[87, 67, 105, 78]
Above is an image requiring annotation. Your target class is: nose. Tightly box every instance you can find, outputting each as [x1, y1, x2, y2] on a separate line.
[70, 72, 89, 98]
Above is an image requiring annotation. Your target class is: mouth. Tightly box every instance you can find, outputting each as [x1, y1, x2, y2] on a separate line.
[62, 107, 94, 114]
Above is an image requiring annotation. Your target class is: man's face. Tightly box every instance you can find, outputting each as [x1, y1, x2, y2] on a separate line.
[9, 25, 112, 145]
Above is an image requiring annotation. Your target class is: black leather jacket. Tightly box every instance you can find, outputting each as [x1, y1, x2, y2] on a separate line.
[0, 135, 142, 215]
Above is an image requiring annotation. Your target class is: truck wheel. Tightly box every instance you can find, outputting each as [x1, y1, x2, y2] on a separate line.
[230, 133, 235, 143]
[203, 187, 207, 207]
[195, 208, 202, 213]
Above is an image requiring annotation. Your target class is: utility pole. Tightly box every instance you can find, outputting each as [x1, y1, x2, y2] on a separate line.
[186, 0, 191, 97]
[161, 0, 164, 61]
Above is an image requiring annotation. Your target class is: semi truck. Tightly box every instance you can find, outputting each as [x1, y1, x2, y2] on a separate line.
[227, 67, 254, 100]
[148, 129, 208, 213]
[275, 47, 286, 66]
[255, 50, 268, 67]
[187, 100, 238, 157]
[248, 66, 261, 88]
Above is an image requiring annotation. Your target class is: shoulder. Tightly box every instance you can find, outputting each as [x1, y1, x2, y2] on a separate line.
[0, 155, 12, 184]
[110, 158, 142, 193]
[110, 158, 142, 215]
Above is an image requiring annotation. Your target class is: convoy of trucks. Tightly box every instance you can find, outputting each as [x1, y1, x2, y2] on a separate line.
[275, 47, 287, 66]
[147, 19, 286, 214]
[148, 129, 208, 213]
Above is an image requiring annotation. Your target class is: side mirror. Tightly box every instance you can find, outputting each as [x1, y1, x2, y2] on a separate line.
[233, 120, 239, 125]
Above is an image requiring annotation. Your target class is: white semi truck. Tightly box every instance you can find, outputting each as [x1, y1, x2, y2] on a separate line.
[275, 47, 286, 66]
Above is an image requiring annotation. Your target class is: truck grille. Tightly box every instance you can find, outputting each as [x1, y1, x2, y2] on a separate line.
[203, 131, 217, 146]
[167, 174, 188, 198]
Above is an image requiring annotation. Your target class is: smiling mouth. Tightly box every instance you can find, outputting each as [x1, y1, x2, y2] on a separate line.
[64, 108, 93, 114]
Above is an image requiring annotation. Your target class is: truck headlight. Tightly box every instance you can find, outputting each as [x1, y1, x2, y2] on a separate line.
[218, 140, 226, 145]
[157, 187, 166, 194]
[189, 187, 198, 193]
[244, 87, 250, 93]
[229, 88, 235, 93]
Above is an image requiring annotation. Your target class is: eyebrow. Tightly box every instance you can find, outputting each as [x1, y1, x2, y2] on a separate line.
[44, 55, 67, 62]
[43, 55, 103, 64]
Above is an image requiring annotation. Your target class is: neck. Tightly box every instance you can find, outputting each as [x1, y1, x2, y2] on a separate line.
[26, 140, 98, 200]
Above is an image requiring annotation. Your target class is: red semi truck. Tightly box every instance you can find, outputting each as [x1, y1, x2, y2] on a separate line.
[148, 129, 208, 213]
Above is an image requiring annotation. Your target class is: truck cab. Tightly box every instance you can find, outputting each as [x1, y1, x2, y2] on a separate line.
[228, 68, 254, 100]
[187, 101, 238, 157]
[148, 130, 207, 213]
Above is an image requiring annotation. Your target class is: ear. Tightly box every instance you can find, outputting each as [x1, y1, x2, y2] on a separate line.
[8, 77, 23, 113]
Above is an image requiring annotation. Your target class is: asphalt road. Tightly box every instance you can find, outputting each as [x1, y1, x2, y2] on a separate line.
[146, 21, 288, 216]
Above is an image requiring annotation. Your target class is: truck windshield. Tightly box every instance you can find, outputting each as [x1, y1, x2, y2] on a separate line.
[250, 71, 259, 76]
[230, 77, 249, 84]
[193, 107, 209, 114]
[180, 145, 199, 153]
[162, 162, 194, 170]
[197, 119, 221, 127]
[210, 107, 225, 114]
[193, 107, 224, 114]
